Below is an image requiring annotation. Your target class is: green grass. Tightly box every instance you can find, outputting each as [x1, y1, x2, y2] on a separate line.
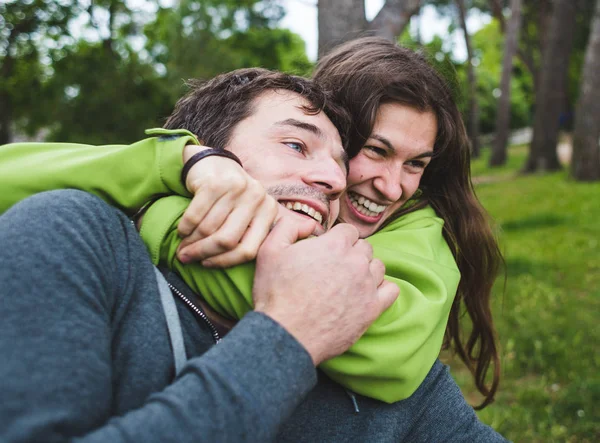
[450, 146, 600, 442]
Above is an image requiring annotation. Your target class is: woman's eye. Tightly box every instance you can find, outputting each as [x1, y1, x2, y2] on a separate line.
[364, 146, 387, 157]
[284, 142, 303, 153]
[406, 160, 426, 171]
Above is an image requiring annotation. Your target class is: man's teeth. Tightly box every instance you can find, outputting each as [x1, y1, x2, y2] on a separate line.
[284, 201, 323, 224]
[348, 193, 386, 217]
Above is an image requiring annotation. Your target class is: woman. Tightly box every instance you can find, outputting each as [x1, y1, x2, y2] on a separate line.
[316, 37, 503, 409]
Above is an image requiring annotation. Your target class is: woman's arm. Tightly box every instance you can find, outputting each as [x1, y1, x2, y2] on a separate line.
[0, 129, 196, 215]
[140, 197, 460, 403]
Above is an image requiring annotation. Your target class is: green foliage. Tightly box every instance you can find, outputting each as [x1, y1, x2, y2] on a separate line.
[45, 41, 172, 144]
[453, 146, 600, 441]
[3, 0, 311, 144]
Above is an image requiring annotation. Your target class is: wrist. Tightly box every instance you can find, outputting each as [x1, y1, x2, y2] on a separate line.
[255, 304, 323, 366]
[181, 147, 243, 193]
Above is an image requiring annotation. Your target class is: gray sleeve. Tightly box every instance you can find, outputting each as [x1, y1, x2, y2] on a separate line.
[0, 190, 316, 443]
[405, 361, 509, 442]
[81, 312, 317, 443]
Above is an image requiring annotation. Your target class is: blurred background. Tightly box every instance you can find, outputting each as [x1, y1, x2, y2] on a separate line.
[1, 0, 598, 441]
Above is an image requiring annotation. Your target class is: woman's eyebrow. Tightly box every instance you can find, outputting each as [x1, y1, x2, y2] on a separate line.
[370, 133, 434, 159]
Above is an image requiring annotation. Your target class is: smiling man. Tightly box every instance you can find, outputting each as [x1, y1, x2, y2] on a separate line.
[0, 68, 397, 442]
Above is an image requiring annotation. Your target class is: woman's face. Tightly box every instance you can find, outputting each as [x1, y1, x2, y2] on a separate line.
[338, 102, 438, 238]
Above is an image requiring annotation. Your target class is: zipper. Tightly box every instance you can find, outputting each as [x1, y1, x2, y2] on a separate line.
[167, 282, 221, 344]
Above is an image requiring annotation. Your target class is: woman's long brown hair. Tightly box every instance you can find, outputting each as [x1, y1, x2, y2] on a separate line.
[314, 37, 504, 409]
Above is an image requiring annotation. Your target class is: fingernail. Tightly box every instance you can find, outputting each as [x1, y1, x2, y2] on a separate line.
[179, 253, 190, 264]
[202, 260, 214, 268]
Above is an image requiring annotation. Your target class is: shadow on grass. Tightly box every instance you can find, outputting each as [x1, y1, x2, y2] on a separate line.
[505, 257, 549, 278]
[501, 213, 568, 232]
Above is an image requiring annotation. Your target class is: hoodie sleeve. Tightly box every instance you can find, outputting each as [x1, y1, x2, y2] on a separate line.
[322, 206, 460, 403]
[0, 128, 198, 215]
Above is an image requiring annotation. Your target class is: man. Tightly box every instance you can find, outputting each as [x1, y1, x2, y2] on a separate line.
[0, 69, 397, 441]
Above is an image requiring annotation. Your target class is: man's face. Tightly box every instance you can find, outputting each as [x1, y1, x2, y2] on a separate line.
[227, 90, 348, 235]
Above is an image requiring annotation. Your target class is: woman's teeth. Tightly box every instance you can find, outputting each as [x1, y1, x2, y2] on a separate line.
[348, 193, 386, 218]
[284, 201, 323, 224]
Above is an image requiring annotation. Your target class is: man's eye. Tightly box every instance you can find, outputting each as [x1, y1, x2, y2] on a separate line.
[284, 142, 303, 152]
[364, 145, 386, 157]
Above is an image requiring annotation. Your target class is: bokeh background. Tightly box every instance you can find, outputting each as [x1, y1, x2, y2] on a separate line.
[2, 0, 599, 441]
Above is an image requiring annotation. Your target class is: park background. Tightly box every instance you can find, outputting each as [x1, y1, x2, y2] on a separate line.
[1, 0, 599, 441]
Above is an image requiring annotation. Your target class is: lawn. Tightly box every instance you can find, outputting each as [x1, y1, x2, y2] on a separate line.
[449, 145, 600, 442]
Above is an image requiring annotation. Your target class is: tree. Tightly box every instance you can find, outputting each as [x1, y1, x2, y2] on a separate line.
[0, 0, 81, 144]
[571, 0, 600, 181]
[317, 0, 422, 56]
[490, 0, 523, 166]
[456, 0, 481, 157]
[524, 0, 578, 172]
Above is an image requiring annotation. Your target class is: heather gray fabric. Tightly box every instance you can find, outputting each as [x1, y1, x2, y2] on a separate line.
[0, 190, 316, 443]
[0, 189, 508, 443]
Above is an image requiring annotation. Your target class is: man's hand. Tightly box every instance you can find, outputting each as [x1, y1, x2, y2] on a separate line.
[177, 145, 278, 267]
[253, 217, 399, 365]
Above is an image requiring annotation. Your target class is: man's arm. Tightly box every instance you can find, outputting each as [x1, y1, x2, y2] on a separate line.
[0, 190, 395, 442]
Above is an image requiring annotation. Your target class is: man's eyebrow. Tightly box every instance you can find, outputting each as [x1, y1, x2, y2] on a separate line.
[274, 118, 324, 138]
[275, 118, 349, 173]
[370, 133, 434, 159]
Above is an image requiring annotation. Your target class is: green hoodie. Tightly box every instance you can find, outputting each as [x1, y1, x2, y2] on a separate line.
[0, 129, 460, 403]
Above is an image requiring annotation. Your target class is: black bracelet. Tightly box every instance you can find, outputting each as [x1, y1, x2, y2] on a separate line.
[181, 149, 243, 187]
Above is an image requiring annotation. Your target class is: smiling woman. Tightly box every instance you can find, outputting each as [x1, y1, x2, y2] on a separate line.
[314, 37, 504, 410]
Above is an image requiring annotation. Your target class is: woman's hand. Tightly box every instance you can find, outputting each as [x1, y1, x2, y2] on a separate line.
[177, 145, 278, 268]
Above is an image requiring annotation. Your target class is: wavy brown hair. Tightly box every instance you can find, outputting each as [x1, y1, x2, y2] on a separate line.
[314, 37, 503, 409]
[164, 67, 351, 154]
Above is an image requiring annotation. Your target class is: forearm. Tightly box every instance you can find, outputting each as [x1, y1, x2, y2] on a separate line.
[77, 313, 316, 443]
[0, 129, 197, 215]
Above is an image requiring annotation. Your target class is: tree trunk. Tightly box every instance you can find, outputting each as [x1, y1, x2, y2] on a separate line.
[490, 0, 523, 167]
[524, 0, 577, 173]
[571, 0, 600, 181]
[369, 0, 421, 42]
[0, 92, 12, 145]
[456, 0, 481, 158]
[317, 0, 366, 57]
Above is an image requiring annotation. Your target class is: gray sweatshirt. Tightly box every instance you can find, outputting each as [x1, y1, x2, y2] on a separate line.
[0, 190, 507, 442]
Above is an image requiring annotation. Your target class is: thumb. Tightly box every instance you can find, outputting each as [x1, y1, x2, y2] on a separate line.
[375, 281, 400, 314]
[261, 216, 317, 253]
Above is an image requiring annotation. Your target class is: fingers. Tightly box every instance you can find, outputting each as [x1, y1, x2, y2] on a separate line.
[369, 257, 385, 287]
[191, 198, 279, 268]
[321, 223, 360, 249]
[259, 216, 318, 256]
[177, 188, 227, 237]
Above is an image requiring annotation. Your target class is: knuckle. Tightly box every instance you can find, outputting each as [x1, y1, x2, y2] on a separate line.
[237, 245, 258, 262]
[227, 173, 247, 191]
[214, 234, 238, 250]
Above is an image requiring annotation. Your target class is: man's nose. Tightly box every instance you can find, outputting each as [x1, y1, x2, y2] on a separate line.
[304, 158, 347, 200]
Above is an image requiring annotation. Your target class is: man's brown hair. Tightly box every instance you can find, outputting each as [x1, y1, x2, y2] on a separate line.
[315, 37, 504, 409]
[164, 67, 351, 154]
